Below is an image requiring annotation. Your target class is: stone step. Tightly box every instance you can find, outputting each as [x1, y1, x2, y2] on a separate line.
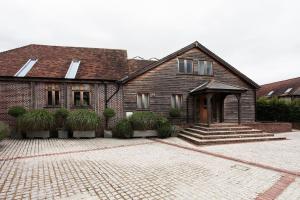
[178, 133, 286, 145]
[180, 130, 274, 140]
[193, 125, 252, 131]
[185, 128, 263, 135]
[196, 123, 239, 127]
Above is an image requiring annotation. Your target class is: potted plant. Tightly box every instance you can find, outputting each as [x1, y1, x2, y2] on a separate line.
[54, 108, 69, 139]
[129, 111, 158, 137]
[103, 107, 116, 136]
[19, 109, 54, 138]
[112, 119, 133, 139]
[8, 106, 27, 138]
[67, 109, 100, 138]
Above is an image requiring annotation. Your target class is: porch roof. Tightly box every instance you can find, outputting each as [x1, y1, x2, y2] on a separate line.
[190, 80, 248, 94]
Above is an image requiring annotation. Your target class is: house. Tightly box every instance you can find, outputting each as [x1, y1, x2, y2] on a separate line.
[257, 77, 300, 102]
[0, 41, 259, 136]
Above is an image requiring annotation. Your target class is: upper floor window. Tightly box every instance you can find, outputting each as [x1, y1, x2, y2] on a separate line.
[178, 59, 193, 74]
[47, 85, 60, 107]
[137, 93, 149, 109]
[171, 94, 183, 109]
[198, 61, 213, 75]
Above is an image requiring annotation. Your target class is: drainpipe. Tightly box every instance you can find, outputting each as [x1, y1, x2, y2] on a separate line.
[104, 81, 121, 129]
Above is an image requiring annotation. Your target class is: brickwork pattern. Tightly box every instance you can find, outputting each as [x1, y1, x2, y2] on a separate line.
[0, 138, 285, 200]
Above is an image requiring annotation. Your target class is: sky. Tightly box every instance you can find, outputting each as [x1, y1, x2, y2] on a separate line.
[0, 0, 299, 85]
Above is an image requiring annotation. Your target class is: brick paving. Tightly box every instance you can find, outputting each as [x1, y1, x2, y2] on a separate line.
[0, 133, 299, 200]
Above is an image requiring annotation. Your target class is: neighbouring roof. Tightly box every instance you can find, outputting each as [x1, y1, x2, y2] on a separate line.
[122, 41, 260, 89]
[257, 77, 300, 97]
[127, 59, 156, 74]
[0, 44, 128, 80]
[190, 80, 247, 94]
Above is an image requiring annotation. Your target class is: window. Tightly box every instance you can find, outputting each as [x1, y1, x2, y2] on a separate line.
[137, 93, 149, 109]
[65, 59, 81, 79]
[198, 61, 213, 75]
[73, 91, 90, 106]
[178, 59, 193, 73]
[171, 94, 183, 109]
[267, 90, 274, 97]
[15, 58, 38, 77]
[284, 88, 293, 94]
[47, 91, 60, 106]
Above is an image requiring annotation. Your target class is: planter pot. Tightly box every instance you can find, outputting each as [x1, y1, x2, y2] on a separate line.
[133, 130, 157, 138]
[58, 130, 69, 139]
[104, 130, 112, 138]
[26, 131, 50, 139]
[73, 130, 95, 138]
[10, 129, 23, 139]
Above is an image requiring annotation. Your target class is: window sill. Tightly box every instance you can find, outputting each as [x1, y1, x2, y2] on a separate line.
[44, 105, 62, 109]
[176, 73, 214, 77]
[136, 108, 150, 111]
[71, 105, 93, 109]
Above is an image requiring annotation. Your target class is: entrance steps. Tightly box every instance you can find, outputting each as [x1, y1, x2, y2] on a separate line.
[178, 123, 286, 145]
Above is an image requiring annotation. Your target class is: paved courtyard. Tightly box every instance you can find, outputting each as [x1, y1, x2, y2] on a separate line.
[0, 132, 299, 200]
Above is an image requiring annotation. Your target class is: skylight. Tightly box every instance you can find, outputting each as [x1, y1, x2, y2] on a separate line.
[65, 59, 80, 79]
[15, 58, 38, 77]
[267, 90, 274, 96]
[284, 88, 293, 94]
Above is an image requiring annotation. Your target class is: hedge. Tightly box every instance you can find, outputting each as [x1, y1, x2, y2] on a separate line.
[256, 97, 300, 122]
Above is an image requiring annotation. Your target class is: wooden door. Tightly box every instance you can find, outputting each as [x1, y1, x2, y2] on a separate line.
[199, 96, 207, 123]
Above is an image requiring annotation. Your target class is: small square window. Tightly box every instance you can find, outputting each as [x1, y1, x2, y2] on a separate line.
[178, 59, 193, 74]
[47, 90, 60, 106]
[171, 94, 183, 109]
[198, 61, 213, 75]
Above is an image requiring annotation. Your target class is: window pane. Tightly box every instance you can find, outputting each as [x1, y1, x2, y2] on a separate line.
[171, 95, 175, 108]
[142, 94, 149, 109]
[198, 61, 205, 75]
[55, 91, 60, 105]
[178, 59, 185, 73]
[176, 95, 182, 108]
[207, 62, 213, 75]
[74, 91, 81, 106]
[47, 91, 53, 106]
[137, 94, 142, 109]
[83, 92, 90, 106]
[186, 60, 193, 73]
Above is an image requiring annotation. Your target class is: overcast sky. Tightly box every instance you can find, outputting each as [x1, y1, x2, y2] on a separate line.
[1, 0, 299, 85]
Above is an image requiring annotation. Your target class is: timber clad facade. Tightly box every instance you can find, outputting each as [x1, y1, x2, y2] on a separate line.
[0, 41, 259, 133]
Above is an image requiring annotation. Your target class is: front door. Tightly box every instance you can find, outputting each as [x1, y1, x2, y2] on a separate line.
[199, 96, 207, 123]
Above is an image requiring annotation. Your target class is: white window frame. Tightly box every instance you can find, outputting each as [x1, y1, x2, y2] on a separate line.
[198, 60, 213, 76]
[178, 59, 193, 74]
[171, 94, 183, 109]
[137, 93, 150, 109]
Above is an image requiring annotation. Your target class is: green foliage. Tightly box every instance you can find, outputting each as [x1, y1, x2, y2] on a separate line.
[19, 109, 54, 131]
[112, 119, 133, 139]
[54, 108, 69, 128]
[67, 109, 100, 131]
[169, 108, 181, 118]
[256, 97, 300, 122]
[129, 111, 158, 130]
[103, 108, 116, 119]
[0, 121, 9, 140]
[8, 106, 27, 118]
[156, 116, 172, 138]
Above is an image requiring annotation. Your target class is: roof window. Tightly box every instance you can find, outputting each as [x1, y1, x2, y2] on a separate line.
[284, 88, 293, 94]
[266, 90, 274, 96]
[65, 59, 80, 79]
[15, 58, 38, 77]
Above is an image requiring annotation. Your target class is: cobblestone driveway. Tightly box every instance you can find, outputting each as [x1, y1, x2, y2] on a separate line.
[0, 132, 299, 200]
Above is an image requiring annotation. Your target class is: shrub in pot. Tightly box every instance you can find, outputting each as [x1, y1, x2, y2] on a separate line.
[112, 119, 133, 139]
[8, 106, 27, 138]
[103, 108, 116, 130]
[67, 109, 100, 138]
[54, 108, 69, 138]
[19, 109, 54, 138]
[0, 121, 9, 140]
[129, 111, 157, 130]
[156, 116, 173, 138]
[169, 108, 181, 118]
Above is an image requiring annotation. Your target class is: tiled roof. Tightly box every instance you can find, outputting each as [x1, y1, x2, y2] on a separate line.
[257, 77, 300, 97]
[0, 44, 128, 80]
[127, 59, 156, 74]
[190, 80, 247, 93]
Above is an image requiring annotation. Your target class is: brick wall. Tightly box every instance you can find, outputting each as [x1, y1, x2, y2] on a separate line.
[0, 80, 123, 132]
[245, 122, 292, 133]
